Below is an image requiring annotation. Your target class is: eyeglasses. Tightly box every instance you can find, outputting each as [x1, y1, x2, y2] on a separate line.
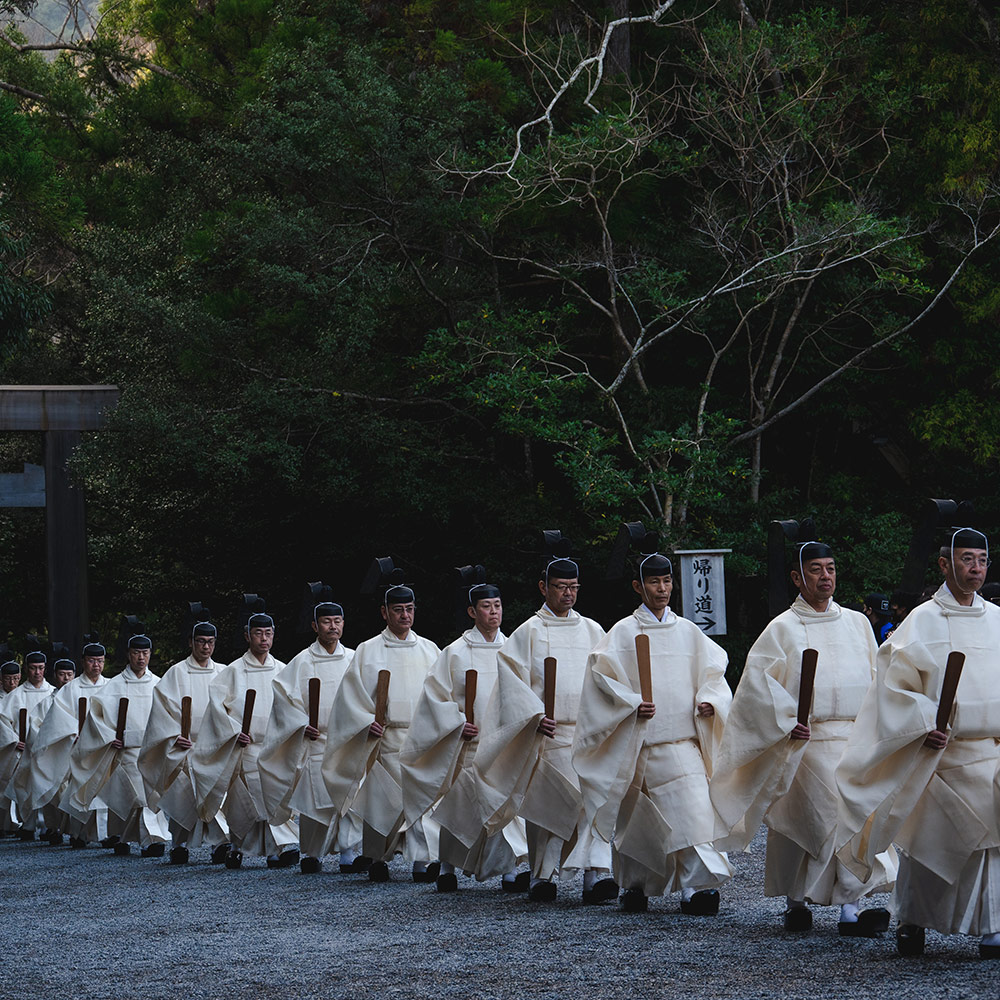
[548, 583, 579, 593]
[957, 554, 991, 569]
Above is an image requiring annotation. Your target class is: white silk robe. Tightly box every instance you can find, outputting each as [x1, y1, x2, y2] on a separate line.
[472, 607, 608, 880]
[710, 596, 895, 904]
[401, 628, 527, 879]
[26, 673, 108, 840]
[66, 667, 169, 846]
[573, 605, 732, 896]
[321, 628, 439, 864]
[258, 640, 356, 858]
[189, 651, 298, 856]
[1, 680, 55, 829]
[138, 655, 228, 847]
[0, 710, 19, 830]
[837, 584, 1000, 934]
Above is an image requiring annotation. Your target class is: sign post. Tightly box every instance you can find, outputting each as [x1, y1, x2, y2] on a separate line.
[673, 549, 732, 636]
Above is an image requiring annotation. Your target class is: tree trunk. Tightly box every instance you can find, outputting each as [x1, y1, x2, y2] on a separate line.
[607, 0, 631, 79]
[749, 432, 762, 503]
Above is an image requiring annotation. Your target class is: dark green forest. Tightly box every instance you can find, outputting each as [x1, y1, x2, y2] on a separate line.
[1, 0, 998, 666]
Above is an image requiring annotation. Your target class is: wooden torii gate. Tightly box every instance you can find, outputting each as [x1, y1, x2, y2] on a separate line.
[0, 386, 120, 651]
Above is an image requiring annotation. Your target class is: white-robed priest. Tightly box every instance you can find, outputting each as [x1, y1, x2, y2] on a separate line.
[138, 617, 228, 864]
[321, 580, 440, 882]
[710, 540, 895, 935]
[190, 610, 299, 869]
[400, 579, 528, 892]
[1, 650, 55, 838]
[573, 551, 731, 913]
[0, 659, 22, 835]
[473, 555, 609, 903]
[259, 594, 357, 874]
[27, 641, 108, 845]
[12, 652, 77, 844]
[66, 632, 170, 856]
[836, 527, 1000, 959]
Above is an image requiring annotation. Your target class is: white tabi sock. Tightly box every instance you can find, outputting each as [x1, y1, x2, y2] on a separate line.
[681, 887, 695, 902]
[530, 877, 551, 890]
[982, 933, 1000, 947]
[786, 897, 807, 910]
[440, 861, 455, 875]
[502, 870, 520, 883]
[339, 848, 358, 866]
[839, 901, 860, 923]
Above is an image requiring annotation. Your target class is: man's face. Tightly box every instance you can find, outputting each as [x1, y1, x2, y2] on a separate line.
[247, 627, 274, 658]
[128, 647, 151, 674]
[633, 573, 673, 614]
[792, 558, 836, 605]
[1, 672, 19, 693]
[27, 661, 46, 687]
[191, 635, 216, 664]
[381, 602, 414, 639]
[313, 615, 344, 647]
[941, 546, 988, 595]
[83, 655, 105, 682]
[469, 598, 502, 634]
[54, 667, 75, 688]
[539, 576, 579, 615]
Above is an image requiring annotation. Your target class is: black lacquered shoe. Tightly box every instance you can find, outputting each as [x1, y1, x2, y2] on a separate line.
[210, 843, 231, 864]
[340, 855, 372, 874]
[783, 907, 812, 932]
[582, 878, 619, 905]
[528, 880, 557, 902]
[621, 888, 647, 913]
[839, 908, 890, 937]
[680, 889, 720, 916]
[501, 871, 530, 893]
[368, 860, 390, 882]
[436, 872, 458, 892]
[896, 923, 924, 956]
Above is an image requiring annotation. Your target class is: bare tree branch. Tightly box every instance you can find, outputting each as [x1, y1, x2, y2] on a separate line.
[730, 212, 1000, 446]
[447, 1, 680, 178]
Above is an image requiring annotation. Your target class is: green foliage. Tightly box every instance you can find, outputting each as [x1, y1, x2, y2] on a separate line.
[0, 0, 999, 657]
[0, 97, 82, 349]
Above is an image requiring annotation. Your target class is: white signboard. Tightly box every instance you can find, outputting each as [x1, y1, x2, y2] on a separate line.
[674, 549, 731, 636]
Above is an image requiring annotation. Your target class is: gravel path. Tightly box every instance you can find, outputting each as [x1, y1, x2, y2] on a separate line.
[0, 831, 993, 1000]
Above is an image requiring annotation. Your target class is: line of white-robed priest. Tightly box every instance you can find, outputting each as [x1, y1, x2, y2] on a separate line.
[1, 535, 999, 956]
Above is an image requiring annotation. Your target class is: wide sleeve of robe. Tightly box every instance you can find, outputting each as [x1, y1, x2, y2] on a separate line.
[258, 663, 310, 825]
[469, 624, 548, 834]
[399, 644, 467, 825]
[189, 666, 244, 822]
[25, 682, 97, 810]
[320, 653, 380, 817]
[67, 688, 123, 815]
[138, 668, 186, 810]
[835, 623, 943, 879]
[571, 635, 644, 844]
[709, 613, 804, 850]
[0, 712, 19, 794]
